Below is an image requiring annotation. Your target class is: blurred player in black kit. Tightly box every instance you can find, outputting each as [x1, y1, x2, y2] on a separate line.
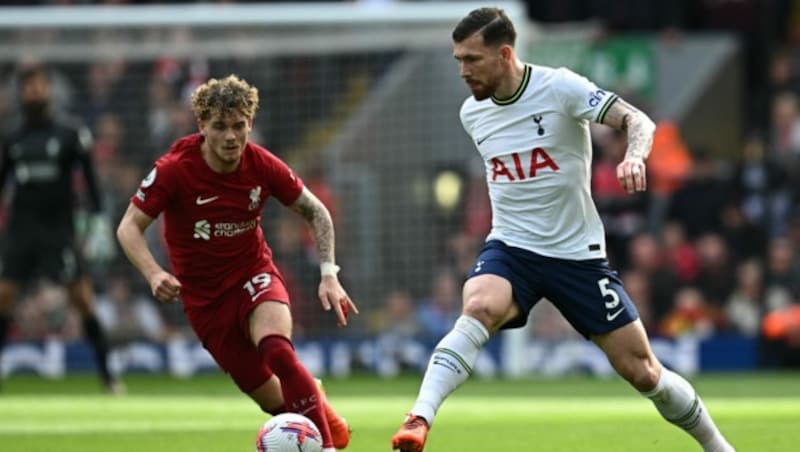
[0, 64, 121, 393]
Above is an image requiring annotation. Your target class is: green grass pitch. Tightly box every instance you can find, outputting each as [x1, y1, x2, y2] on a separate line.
[0, 372, 798, 451]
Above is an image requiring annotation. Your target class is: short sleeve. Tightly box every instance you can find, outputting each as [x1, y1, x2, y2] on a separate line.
[553, 67, 619, 124]
[131, 156, 177, 219]
[263, 151, 304, 206]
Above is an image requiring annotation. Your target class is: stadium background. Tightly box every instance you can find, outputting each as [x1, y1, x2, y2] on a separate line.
[0, 0, 798, 383]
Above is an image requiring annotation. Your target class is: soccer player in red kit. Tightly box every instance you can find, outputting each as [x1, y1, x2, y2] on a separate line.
[116, 74, 357, 451]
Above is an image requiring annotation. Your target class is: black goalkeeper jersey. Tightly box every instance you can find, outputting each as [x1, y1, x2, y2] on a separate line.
[0, 115, 101, 236]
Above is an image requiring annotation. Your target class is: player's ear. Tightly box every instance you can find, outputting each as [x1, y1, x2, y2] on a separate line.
[500, 44, 514, 62]
[196, 119, 205, 136]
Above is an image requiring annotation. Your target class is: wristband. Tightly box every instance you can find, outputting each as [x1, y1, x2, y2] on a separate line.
[320, 262, 340, 277]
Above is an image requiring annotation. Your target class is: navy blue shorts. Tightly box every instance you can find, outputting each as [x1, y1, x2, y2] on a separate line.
[467, 240, 639, 338]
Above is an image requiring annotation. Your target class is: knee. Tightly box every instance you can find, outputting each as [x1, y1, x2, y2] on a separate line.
[462, 296, 504, 332]
[461, 275, 515, 332]
[622, 358, 661, 392]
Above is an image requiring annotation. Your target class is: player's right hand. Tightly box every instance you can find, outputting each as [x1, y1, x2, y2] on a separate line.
[616, 157, 647, 194]
[149, 271, 182, 303]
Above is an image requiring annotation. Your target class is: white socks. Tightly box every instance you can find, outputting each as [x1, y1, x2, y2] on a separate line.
[642, 368, 734, 452]
[410, 315, 490, 425]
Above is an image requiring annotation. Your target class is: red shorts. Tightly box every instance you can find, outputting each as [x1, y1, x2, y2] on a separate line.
[183, 267, 290, 393]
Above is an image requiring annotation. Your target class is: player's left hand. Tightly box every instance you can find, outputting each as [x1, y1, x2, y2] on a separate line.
[616, 157, 647, 194]
[318, 276, 359, 327]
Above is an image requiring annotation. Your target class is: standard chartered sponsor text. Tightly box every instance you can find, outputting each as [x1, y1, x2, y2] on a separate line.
[213, 219, 257, 237]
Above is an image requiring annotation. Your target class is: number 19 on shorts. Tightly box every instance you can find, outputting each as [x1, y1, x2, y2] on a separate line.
[243, 272, 273, 302]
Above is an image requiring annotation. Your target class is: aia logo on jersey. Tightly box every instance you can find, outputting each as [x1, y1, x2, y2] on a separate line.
[490, 148, 559, 182]
[248, 186, 262, 210]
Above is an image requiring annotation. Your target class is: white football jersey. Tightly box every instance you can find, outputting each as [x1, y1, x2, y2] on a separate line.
[460, 64, 619, 260]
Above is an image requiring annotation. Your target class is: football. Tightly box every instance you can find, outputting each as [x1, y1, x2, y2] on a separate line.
[255, 412, 324, 452]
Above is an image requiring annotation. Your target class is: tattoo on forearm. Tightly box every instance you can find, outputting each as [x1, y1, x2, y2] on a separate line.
[293, 192, 335, 263]
[623, 113, 653, 161]
[601, 98, 654, 161]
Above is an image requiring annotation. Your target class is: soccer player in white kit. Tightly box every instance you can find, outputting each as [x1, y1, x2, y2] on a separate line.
[392, 7, 735, 452]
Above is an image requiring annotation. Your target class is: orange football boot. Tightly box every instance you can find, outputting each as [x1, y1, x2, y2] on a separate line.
[315, 378, 351, 449]
[391, 413, 429, 452]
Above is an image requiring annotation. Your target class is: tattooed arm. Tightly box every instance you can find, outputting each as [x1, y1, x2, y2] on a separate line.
[289, 186, 358, 326]
[601, 97, 656, 193]
[289, 186, 335, 265]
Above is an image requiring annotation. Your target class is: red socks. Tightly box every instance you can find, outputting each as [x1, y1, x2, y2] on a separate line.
[258, 335, 332, 448]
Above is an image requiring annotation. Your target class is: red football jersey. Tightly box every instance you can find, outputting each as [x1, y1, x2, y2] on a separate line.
[131, 134, 303, 303]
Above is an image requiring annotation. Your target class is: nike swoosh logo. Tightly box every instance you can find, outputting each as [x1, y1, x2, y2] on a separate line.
[607, 307, 626, 322]
[195, 195, 219, 205]
[476, 134, 492, 145]
[250, 288, 269, 302]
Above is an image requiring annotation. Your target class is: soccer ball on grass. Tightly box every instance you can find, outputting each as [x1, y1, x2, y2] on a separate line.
[255, 412, 323, 452]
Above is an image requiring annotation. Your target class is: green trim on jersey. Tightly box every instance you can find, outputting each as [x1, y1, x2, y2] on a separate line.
[492, 65, 532, 106]
[595, 93, 619, 124]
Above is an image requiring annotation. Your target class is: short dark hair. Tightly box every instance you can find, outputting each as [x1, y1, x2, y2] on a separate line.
[452, 7, 516, 47]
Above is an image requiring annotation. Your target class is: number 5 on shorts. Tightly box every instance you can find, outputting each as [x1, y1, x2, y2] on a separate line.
[597, 277, 620, 309]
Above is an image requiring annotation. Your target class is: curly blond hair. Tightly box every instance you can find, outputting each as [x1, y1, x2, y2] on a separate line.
[190, 74, 259, 121]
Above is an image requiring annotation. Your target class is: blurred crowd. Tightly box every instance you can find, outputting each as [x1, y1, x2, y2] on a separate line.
[1, 0, 800, 372]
